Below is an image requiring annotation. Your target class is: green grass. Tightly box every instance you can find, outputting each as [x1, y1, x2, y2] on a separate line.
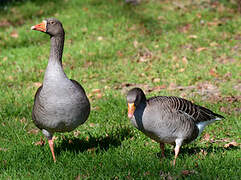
[0, 0, 240, 179]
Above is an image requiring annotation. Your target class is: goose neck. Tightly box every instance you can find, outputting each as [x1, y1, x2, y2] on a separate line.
[49, 34, 65, 64]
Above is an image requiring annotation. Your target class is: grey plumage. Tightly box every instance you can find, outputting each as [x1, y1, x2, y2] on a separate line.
[126, 87, 224, 165]
[31, 18, 90, 161]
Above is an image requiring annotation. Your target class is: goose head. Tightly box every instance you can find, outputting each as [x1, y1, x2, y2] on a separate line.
[31, 18, 64, 37]
[126, 88, 146, 118]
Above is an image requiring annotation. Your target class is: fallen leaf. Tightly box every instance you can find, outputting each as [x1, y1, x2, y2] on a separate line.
[20, 117, 27, 124]
[143, 171, 150, 176]
[87, 147, 96, 152]
[196, 47, 207, 53]
[181, 170, 196, 176]
[34, 138, 45, 146]
[8, 76, 13, 80]
[89, 123, 95, 127]
[137, 48, 152, 62]
[0, 148, 8, 152]
[81, 27, 88, 33]
[82, 7, 88, 11]
[74, 130, 81, 137]
[140, 73, 145, 77]
[224, 141, 239, 148]
[148, 84, 167, 92]
[181, 170, 190, 176]
[182, 56, 188, 65]
[217, 57, 236, 64]
[223, 72, 232, 80]
[127, 25, 137, 31]
[116, 51, 123, 57]
[152, 78, 160, 83]
[92, 89, 101, 93]
[86, 136, 89, 141]
[220, 106, 230, 114]
[179, 24, 192, 33]
[200, 149, 208, 156]
[178, 68, 185, 72]
[157, 16, 165, 20]
[3, 57, 8, 61]
[10, 30, 19, 38]
[97, 36, 103, 41]
[196, 13, 202, 18]
[188, 35, 197, 39]
[28, 128, 39, 135]
[92, 106, 100, 111]
[203, 133, 210, 141]
[75, 174, 81, 180]
[0, 19, 11, 27]
[96, 93, 102, 99]
[233, 84, 241, 92]
[210, 42, 218, 47]
[224, 96, 240, 103]
[33, 82, 42, 88]
[168, 82, 177, 90]
[159, 171, 174, 180]
[209, 68, 219, 77]
[133, 40, 138, 48]
[83, 61, 93, 68]
[37, 9, 43, 15]
[207, 21, 222, 26]
[234, 107, 241, 115]
[195, 82, 221, 99]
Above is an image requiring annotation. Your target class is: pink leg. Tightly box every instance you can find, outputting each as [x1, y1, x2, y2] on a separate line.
[48, 139, 56, 162]
[173, 144, 181, 166]
[160, 143, 165, 158]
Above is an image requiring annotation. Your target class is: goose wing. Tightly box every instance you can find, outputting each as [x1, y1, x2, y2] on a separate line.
[148, 96, 224, 123]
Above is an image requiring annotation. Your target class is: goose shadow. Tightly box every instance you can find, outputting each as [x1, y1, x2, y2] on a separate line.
[0, 0, 64, 8]
[55, 127, 134, 155]
[181, 143, 240, 155]
[156, 143, 240, 158]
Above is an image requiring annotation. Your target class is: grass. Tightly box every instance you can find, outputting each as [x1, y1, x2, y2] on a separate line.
[0, 0, 240, 179]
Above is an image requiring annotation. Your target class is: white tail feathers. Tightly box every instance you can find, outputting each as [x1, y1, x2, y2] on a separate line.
[196, 118, 220, 136]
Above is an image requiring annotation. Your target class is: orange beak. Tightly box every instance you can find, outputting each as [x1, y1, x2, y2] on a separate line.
[31, 20, 46, 32]
[128, 103, 135, 118]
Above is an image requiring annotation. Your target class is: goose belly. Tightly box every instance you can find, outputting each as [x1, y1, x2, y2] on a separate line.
[131, 112, 198, 144]
[34, 94, 88, 132]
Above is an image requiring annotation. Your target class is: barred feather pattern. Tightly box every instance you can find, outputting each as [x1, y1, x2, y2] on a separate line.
[147, 96, 224, 123]
[127, 88, 224, 163]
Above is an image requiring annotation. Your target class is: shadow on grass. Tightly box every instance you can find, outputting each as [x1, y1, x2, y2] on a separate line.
[182, 144, 240, 154]
[156, 143, 240, 158]
[89, 0, 163, 37]
[0, 0, 62, 8]
[55, 127, 134, 155]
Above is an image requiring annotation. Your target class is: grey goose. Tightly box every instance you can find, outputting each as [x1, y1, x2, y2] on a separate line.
[126, 87, 224, 165]
[31, 18, 90, 162]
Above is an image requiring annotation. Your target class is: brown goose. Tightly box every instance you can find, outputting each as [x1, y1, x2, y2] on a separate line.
[126, 87, 224, 165]
[31, 18, 90, 162]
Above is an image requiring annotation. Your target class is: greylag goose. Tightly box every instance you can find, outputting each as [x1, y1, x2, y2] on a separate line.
[126, 87, 224, 165]
[31, 18, 90, 162]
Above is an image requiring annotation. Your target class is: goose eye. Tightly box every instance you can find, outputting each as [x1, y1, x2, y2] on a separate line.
[49, 21, 54, 25]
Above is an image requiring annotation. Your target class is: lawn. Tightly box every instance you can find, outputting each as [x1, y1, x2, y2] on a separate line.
[0, 0, 240, 179]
